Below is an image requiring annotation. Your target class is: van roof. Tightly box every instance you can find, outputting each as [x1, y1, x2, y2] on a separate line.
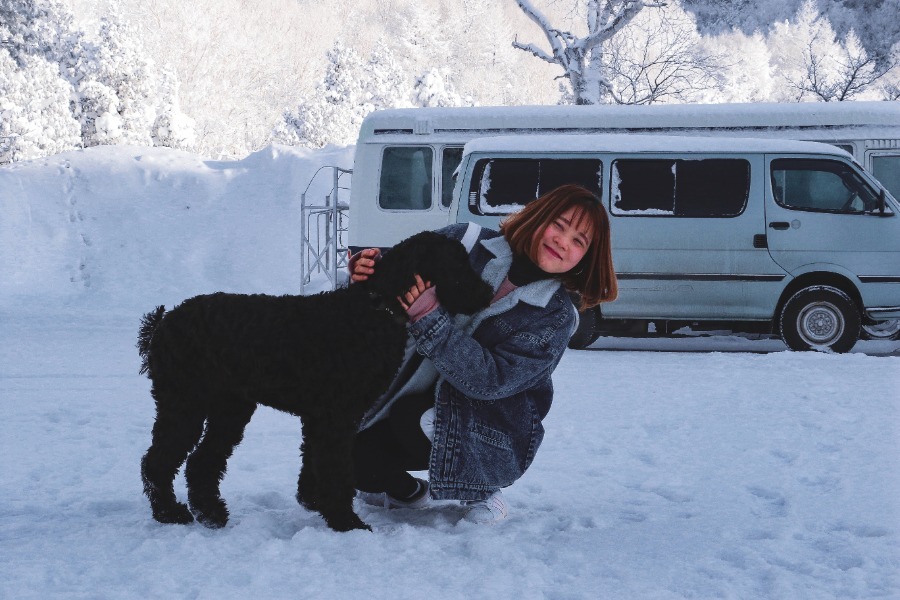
[462, 133, 850, 156]
[360, 102, 900, 137]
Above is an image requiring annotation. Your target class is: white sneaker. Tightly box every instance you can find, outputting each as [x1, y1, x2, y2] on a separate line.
[463, 490, 509, 524]
[357, 479, 431, 510]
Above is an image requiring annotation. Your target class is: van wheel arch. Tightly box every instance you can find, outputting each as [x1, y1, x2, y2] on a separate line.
[568, 303, 603, 350]
[773, 272, 862, 336]
[777, 278, 862, 353]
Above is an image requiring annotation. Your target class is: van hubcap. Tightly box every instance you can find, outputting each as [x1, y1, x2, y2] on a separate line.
[798, 302, 844, 345]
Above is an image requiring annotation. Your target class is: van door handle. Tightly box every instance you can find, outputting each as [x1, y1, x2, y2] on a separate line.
[768, 221, 790, 230]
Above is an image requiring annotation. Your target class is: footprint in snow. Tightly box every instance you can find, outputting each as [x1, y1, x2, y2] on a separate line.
[746, 486, 788, 518]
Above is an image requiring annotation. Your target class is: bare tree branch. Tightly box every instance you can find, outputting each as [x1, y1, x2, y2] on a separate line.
[512, 0, 667, 104]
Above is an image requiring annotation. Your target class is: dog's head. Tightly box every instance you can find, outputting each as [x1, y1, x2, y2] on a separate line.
[368, 231, 493, 316]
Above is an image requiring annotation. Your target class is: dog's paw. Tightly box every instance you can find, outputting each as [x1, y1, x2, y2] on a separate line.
[190, 498, 229, 529]
[195, 512, 228, 529]
[152, 502, 194, 525]
[323, 511, 372, 532]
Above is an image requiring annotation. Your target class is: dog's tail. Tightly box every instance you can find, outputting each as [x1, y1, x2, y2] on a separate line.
[137, 306, 166, 376]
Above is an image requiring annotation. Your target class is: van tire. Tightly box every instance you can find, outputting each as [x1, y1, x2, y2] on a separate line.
[861, 319, 900, 340]
[779, 286, 860, 353]
[568, 306, 602, 349]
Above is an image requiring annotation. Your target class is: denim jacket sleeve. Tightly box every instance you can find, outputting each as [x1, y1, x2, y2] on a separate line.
[406, 291, 574, 402]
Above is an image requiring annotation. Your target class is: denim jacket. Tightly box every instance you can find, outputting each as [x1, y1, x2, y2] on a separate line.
[405, 224, 577, 501]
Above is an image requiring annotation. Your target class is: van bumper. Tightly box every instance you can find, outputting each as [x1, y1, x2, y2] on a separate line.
[866, 306, 900, 319]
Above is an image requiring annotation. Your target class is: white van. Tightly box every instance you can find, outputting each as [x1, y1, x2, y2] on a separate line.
[347, 102, 900, 249]
[345, 104, 900, 351]
[451, 134, 899, 352]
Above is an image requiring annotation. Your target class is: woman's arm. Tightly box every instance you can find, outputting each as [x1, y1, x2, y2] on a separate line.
[408, 301, 574, 401]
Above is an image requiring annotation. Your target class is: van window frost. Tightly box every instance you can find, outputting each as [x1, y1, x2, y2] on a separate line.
[470, 157, 602, 215]
[611, 158, 749, 218]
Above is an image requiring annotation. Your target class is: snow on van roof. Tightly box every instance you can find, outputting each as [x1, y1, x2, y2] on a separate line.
[361, 102, 900, 135]
[462, 133, 850, 156]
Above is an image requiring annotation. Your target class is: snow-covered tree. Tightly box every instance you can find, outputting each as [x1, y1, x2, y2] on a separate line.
[151, 70, 196, 149]
[393, 1, 453, 76]
[682, 0, 800, 36]
[769, 0, 888, 101]
[1, 0, 85, 163]
[590, 0, 722, 104]
[1, 0, 69, 64]
[702, 28, 774, 103]
[67, 5, 193, 149]
[878, 41, 900, 100]
[274, 41, 373, 148]
[512, 0, 665, 104]
[0, 0, 193, 162]
[275, 34, 481, 149]
[412, 68, 474, 107]
[0, 50, 81, 163]
[365, 40, 412, 110]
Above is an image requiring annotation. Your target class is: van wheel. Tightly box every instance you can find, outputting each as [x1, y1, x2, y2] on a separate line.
[779, 286, 860, 353]
[568, 306, 602, 349]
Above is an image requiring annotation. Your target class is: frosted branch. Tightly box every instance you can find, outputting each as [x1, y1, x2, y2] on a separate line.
[512, 39, 555, 64]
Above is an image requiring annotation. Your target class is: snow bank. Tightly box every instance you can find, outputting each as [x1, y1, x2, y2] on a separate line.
[0, 144, 354, 315]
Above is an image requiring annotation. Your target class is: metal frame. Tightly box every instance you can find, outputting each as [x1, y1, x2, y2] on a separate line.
[300, 165, 352, 293]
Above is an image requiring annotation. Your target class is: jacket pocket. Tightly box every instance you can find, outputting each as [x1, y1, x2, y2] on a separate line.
[472, 421, 513, 451]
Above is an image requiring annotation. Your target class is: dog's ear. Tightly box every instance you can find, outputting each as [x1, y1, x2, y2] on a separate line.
[366, 232, 426, 299]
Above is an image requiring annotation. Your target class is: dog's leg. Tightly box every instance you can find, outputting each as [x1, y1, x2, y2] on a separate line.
[141, 387, 206, 525]
[296, 418, 321, 511]
[185, 399, 256, 529]
[308, 413, 371, 532]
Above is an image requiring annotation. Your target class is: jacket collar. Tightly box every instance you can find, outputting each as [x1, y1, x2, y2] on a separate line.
[479, 236, 561, 309]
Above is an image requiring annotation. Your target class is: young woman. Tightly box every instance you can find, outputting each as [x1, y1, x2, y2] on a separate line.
[349, 184, 617, 523]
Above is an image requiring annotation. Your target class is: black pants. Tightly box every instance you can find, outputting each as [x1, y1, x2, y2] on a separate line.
[353, 391, 434, 499]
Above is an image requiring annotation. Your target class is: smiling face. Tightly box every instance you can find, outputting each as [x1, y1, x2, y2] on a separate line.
[532, 207, 594, 274]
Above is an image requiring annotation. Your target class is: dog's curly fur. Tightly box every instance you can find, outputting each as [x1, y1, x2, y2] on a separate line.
[137, 231, 493, 532]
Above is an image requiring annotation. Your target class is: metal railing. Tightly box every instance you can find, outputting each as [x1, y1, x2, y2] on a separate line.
[300, 165, 352, 294]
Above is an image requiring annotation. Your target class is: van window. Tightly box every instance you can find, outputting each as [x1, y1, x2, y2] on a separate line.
[872, 154, 900, 201]
[379, 146, 433, 210]
[831, 143, 854, 154]
[468, 158, 602, 215]
[611, 159, 749, 217]
[771, 158, 881, 214]
[441, 147, 464, 208]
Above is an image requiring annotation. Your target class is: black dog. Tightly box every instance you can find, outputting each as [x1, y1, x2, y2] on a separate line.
[137, 231, 493, 531]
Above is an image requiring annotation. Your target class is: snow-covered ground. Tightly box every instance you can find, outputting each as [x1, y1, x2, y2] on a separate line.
[1, 146, 898, 599]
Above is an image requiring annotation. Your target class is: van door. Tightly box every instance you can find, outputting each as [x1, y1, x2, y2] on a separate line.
[604, 154, 787, 320]
[764, 156, 897, 282]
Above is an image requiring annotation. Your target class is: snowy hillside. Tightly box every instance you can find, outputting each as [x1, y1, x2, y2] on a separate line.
[0, 146, 898, 599]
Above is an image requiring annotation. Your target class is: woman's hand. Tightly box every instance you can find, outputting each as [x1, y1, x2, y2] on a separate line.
[398, 274, 433, 312]
[349, 248, 381, 282]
